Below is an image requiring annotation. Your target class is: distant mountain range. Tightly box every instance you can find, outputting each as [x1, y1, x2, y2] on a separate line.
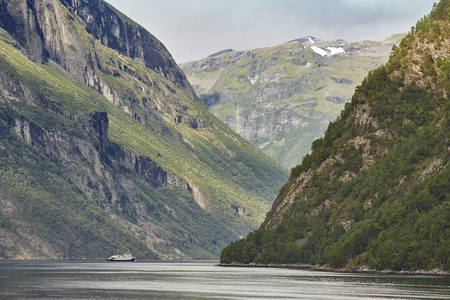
[180, 34, 405, 168]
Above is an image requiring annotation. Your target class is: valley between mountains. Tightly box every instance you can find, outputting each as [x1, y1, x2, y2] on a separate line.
[0, 0, 447, 276]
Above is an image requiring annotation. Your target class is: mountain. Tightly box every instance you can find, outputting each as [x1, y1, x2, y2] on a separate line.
[180, 34, 405, 168]
[220, 0, 449, 272]
[0, 0, 288, 259]
[209, 49, 235, 58]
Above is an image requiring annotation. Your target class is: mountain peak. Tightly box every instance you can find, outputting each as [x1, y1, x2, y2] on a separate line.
[291, 36, 320, 44]
[208, 49, 235, 58]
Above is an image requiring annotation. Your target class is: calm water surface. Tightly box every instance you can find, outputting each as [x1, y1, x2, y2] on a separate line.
[0, 260, 449, 299]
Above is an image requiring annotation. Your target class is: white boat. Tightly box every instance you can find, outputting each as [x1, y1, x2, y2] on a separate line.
[106, 251, 135, 262]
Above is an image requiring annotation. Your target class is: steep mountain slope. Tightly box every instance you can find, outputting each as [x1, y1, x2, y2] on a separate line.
[180, 34, 404, 168]
[0, 0, 288, 259]
[221, 0, 449, 272]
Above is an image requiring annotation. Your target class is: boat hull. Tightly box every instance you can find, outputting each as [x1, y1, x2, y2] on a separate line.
[106, 258, 135, 262]
[106, 252, 136, 262]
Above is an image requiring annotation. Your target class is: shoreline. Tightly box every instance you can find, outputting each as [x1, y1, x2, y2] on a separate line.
[218, 263, 450, 277]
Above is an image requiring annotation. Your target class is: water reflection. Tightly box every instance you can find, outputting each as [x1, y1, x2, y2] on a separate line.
[0, 260, 448, 299]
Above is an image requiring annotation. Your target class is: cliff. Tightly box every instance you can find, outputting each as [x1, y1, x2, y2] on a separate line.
[0, 0, 288, 259]
[0, 0, 191, 94]
[221, 0, 449, 272]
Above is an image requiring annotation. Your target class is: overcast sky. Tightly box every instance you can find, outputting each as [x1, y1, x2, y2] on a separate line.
[105, 0, 437, 63]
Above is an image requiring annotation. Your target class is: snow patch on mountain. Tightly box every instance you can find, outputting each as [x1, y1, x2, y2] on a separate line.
[311, 46, 345, 57]
[248, 74, 259, 85]
[311, 46, 328, 57]
[327, 47, 345, 55]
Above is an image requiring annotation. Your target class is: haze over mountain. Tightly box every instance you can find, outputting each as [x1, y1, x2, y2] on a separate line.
[181, 34, 404, 167]
[221, 0, 449, 273]
[0, 0, 287, 259]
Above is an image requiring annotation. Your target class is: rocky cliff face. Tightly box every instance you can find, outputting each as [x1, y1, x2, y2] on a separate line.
[0, 0, 86, 76]
[0, 0, 192, 94]
[0, 0, 199, 135]
[180, 35, 405, 168]
[60, 0, 193, 94]
[9, 110, 185, 201]
[0, 0, 288, 259]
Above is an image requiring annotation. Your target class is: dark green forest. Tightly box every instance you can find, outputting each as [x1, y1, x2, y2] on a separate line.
[221, 0, 450, 271]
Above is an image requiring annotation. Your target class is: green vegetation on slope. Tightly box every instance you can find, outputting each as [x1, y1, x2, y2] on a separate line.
[0, 36, 284, 258]
[221, 0, 449, 271]
[0, 0, 288, 259]
[0, 42, 228, 258]
[222, 121, 449, 270]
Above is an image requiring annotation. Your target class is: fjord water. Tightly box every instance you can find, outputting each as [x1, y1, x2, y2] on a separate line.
[0, 261, 448, 299]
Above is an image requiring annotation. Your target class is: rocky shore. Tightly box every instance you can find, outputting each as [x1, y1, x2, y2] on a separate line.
[218, 263, 450, 277]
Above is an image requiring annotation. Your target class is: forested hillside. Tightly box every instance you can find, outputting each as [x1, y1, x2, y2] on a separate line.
[221, 0, 449, 272]
[0, 0, 287, 259]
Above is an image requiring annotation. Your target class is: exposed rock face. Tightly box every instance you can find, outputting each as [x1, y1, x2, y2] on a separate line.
[0, 0, 193, 95]
[0, 0, 207, 140]
[0, 0, 46, 63]
[113, 146, 189, 190]
[0, 0, 86, 74]
[9, 107, 187, 203]
[60, 0, 193, 94]
[1, 63, 186, 203]
[264, 170, 312, 228]
[180, 35, 405, 168]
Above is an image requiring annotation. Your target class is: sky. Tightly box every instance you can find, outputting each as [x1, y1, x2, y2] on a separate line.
[105, 0, 437, 63]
